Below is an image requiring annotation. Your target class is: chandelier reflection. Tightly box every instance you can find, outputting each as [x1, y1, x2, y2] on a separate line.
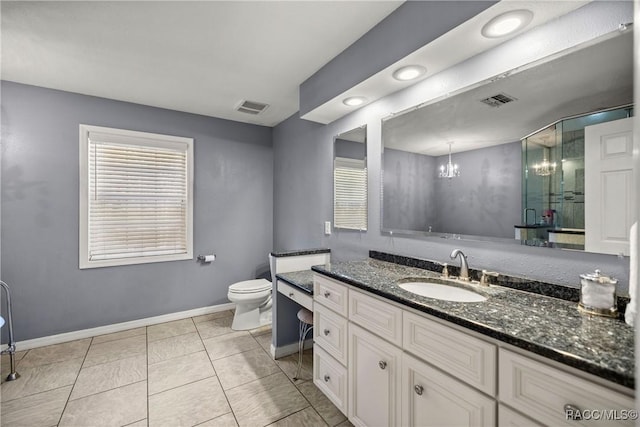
[532, 157, 557, 176]
[439, 142, 460, 179]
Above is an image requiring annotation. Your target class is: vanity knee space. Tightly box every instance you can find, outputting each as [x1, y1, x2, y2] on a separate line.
[312, 273, 634, 427]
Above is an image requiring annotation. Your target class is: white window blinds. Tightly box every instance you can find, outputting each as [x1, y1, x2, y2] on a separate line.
[80, 125, 193, 268]
[334, 157, 368, 231]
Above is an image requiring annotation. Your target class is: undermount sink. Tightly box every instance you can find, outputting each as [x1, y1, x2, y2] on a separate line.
[398, 280, 487, 303]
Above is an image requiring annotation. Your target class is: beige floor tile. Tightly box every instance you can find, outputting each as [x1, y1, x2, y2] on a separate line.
[1, 350, 27, 367]
[196, 413, 238, 427]
[92, 327, 146, 345]
[70, 354, 147, 400]
[147, 318, 196, 342]
[225, 372, 308, 427]
[149, 377, 230, 427]
[249, 324, 272, 337]
[335, 420, 354, 427]
[193, 311, 234, 324]
[212, 348, 280, 390]
[123, 420, 147, 427]
[254, 333, 272, 353]
[194, 316, 234, 339]
[83, 335, 146, 368]
[18, 339, 90, 368]
[148, 351, 214, 395]
[147, 332, 204, 365]
[202, 331, 259, 361]
[296, 380, 347, 426]
[59, 381, 147, 427]
[275, 350, 313, 383]
[1, 385, 71, 427]
[1, 358, 83, 402]
[267, 407, 328, 427]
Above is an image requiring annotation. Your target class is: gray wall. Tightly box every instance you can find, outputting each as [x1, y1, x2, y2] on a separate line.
[1, 81, 273, 341]
[433, 141, 521, 238]
[382, 148, 437, 231]
[383, 142, 521, 238]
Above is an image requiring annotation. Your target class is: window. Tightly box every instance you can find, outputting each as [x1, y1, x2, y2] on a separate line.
[333, 157, 368, 230]
[79, 125, 193, 269]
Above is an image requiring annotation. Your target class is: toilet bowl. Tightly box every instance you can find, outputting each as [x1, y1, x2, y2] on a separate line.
[228, 279, 272, 330]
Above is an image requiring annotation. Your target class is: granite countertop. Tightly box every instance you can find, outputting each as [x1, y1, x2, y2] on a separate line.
[270, 248, 330, 258]
[276, 270, 315, 294]
[312, 258, 635, 389]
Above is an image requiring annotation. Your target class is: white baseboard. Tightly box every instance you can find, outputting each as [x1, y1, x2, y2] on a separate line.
[271, 339, 313, 359]
[3, 302, 236, 352]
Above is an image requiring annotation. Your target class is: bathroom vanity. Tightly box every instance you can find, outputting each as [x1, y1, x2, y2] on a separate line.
[309, 251, 634, 427]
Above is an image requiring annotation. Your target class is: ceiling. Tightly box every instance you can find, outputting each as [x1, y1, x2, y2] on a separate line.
[382, 29, 633, 157]
[1, 1, 402, 127]
[302, 0, 589, 124]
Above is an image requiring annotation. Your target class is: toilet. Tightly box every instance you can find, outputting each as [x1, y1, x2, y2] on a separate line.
[227, 279, 272, 330]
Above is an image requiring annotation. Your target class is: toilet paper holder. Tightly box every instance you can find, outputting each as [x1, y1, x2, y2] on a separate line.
[197, 254, 216, 263]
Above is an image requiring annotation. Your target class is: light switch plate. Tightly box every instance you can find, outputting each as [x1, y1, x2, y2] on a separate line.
[324, 221, 331, 235]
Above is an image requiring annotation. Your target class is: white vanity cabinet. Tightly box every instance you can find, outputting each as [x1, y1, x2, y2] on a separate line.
[312, 272, 634, 427]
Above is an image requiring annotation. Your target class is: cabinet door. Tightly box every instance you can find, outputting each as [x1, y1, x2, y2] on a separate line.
[402, 353, 496, 427]
[348, 323, 402, 427]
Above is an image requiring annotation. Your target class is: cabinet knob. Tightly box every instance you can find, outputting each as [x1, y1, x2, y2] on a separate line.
[289, 292, 294, 297]
[324, 374, 330, 382]
[414, 385, 424, 396]
[323, 329, 330, 336]
[324, 291, 331, 298]
[378, 360, 387, 370]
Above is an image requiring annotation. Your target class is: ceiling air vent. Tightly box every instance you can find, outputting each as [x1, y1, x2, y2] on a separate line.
[479, 93, 517, 108]
[236, 100, 269, 115]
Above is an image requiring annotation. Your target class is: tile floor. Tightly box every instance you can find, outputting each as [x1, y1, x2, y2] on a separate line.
[0, 310, 352, 427]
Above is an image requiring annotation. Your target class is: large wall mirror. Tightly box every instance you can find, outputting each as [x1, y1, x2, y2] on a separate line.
[334, 125, 367, 231]
[382, 29, 633, 255]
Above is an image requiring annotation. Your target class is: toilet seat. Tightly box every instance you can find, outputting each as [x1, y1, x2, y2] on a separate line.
[229, 279, 271, 294]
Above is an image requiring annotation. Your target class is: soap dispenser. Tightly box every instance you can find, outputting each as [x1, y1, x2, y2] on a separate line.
[578, 269, 618, 318]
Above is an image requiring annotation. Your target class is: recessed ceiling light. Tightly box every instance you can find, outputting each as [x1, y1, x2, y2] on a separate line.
[343, 96, 367, 107]
[393, 65, 427, 81]
[481, 10, 533, 38]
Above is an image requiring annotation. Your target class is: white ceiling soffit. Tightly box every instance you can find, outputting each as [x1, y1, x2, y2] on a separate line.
[301, 0, 589, 124]
[1, 1, 402, 127]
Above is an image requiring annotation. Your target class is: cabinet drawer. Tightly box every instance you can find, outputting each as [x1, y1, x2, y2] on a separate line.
[314, 303, 348, 365]
[314, 344, 347, 416]
[499, 349, 635, 427]
[314, 274, 348, 316]
[402, 352, 496, 427]
[403, 311, 496, 395]
[277, 280, 313, 311]
[349, 289, 402, 347]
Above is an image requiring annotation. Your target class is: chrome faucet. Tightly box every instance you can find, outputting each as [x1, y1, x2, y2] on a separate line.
[450, 249, 469, 281]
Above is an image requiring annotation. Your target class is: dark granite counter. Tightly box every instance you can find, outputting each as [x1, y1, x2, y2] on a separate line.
[276, 270, 314, 294]
[271, 248, 330, 258]
[312, 258, 635, 389]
